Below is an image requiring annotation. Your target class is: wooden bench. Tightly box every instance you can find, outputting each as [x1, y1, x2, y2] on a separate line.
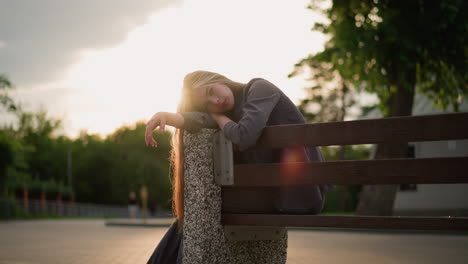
[216, 112, 468, 231]
[182, 112, 468, 263]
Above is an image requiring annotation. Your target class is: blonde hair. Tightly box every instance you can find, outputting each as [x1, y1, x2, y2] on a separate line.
[171, 70, 245, 230]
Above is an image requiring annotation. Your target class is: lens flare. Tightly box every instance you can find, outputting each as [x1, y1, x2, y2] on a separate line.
[279, 147, 307, 184]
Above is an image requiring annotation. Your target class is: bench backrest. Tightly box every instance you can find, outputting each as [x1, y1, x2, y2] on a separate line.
[216, 112, 468, 231]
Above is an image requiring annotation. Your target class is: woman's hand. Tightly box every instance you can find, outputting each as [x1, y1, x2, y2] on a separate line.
[145, 112, 167, 147]
[210, 113, 232, 131]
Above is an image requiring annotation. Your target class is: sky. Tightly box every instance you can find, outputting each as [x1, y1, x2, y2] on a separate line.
[0, 0, 330, 137]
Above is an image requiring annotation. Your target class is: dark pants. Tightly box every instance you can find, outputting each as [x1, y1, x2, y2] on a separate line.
[222, 185, 325, 215]
[147, 220, 183, 264]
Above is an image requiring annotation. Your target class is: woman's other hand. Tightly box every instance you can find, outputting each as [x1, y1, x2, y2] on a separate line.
[145, 112, 167, 147]
[210, 113, 233, 131]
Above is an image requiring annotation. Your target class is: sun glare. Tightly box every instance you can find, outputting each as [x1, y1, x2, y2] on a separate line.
[61, 0, 325, 137]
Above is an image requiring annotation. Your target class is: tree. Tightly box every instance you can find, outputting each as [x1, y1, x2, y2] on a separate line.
[15, 110, 65, 184]
[0, 75, 23, 197]
[0, 75, 15, 195]
[290, 58, 357, 124]
[71, 122, 173, 208]
[0, 74, 17, 113]
[0, 133, 14, 196]
[290, 41, 366, 161]
[0, 75, 173, 208]
[290, 55, 370, 213]
[299, 0, 467, 215]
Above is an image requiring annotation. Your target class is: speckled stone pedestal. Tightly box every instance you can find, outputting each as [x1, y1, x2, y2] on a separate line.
[182, 129, 287, 264]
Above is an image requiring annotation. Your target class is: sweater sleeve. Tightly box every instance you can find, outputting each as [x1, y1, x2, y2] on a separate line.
[223, 79, 280, 150]
[180, 112, 218, 133]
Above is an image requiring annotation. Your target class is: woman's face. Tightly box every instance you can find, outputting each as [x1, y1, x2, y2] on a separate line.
[192, 82, 235, 113]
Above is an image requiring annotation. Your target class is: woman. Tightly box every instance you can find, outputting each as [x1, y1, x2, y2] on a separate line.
[145, 70, 333, 263]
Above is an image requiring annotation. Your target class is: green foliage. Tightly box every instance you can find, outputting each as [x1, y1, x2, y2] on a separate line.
[320, 145, 370, 161]
[0, 74, 17, 113]
[1, 77, 173, 208]
[1, 131, 32, 197]
[0, 133, 15, 195]
[70, 122, 172, 208]
[302, 0, 467, 115]
[12, 110, 68, 187]
[2, 120, 173, 207]
[291, 59, 359, 123]
[322, 185, 363, 213]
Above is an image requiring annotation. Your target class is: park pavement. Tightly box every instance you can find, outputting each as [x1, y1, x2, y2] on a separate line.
[0, 219, 467, 264]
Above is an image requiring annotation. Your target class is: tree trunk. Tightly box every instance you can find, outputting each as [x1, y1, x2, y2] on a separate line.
[23, 186, 29, 216]
[40, 191, 47, 214]
[356, 64, 415, 216]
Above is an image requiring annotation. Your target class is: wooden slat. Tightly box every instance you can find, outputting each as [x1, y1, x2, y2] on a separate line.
[232, 157, 468, 186]
[222, 214, 468, 231]
[255, 112, 468, 148]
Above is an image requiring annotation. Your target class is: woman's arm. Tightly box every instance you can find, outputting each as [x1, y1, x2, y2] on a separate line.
[180, 112, 218, 132]
[222, 79, 281, 150]
[164, 112, 185, 128]
[145, 112, 184, 147]
[210, 113, 232, 131]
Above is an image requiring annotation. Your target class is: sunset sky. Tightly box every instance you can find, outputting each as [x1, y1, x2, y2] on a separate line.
[0, 0, 330, 137]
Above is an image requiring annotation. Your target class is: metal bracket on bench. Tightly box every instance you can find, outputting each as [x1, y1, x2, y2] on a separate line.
[213, 130, 234, 186]
[224, 226, 286, 241]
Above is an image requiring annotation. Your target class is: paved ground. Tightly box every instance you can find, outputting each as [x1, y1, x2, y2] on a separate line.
[0, 219, 467, 264]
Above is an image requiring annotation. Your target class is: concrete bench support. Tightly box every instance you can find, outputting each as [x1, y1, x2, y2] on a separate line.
[182, 129, 287, 264]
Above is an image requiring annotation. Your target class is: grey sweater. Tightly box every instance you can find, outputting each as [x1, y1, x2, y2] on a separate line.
[181, 78, 333, 214]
